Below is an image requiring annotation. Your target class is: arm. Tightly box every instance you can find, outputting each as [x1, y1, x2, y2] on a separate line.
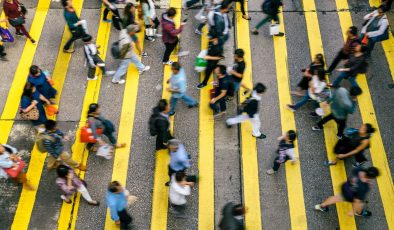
[286, 148, 297, 163]
[367, 19, 389, 37]
[363, 11, 375, 20]
[88, 118, 101, 140]
[157, 119, 170, 145]
[21, 100, 38, 113]
[109, 203, 120, 221]
[84, 46, 96, 67]
[173, 184, 191, 196]
[341, 139, 369, 158]
[163, 23, 183, 37]
[204, 55, 222, 61]
[229, 69, 242, 78]
[39, 94, 51, 105]
[211, 90, 227, 103]
[43, 138, 61, 158]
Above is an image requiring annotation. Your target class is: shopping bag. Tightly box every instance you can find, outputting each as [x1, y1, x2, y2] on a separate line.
[4, 158, 26, 178]
[361, 35, 369, 45]
[45, 104, 59, 116]
[79, 126, 103, 143]
[96, 144, 113, 159]
[0, 27, 14, 42]
[195, 50, 207, 72]
[269, 23, 280, 36]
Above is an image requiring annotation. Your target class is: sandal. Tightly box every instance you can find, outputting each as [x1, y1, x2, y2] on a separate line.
[115, 143, 126, 148]
[88, 200, 100, 206]
[242, 15, 251, 20]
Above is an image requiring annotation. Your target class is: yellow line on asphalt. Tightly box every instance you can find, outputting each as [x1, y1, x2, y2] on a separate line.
[57, 6, 112, 230]
[273, 9, 308, 230]
[234, 4, 263, 230]
[150, 0, 182, 229]
[339, 1, 394, 227]
[11, 0, 84, 229]
[302, 0, 356, 228]
[197, 27, 214, 230]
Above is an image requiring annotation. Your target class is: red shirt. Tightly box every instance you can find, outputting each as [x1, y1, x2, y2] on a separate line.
[3, 1, 22, 19]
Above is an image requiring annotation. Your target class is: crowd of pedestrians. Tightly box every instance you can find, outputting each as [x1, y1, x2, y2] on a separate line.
[0, 0, 391, 228]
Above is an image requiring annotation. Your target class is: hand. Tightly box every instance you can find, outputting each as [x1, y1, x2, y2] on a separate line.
[212, 38, 218, 45]
[32, 100, 38, 105]
[210, 98, 216, 104]
[347, 211, 354, 217]
[337, 154, 346, 159]
[115, 220, 121, 225]
[67, 185, 74, 190]
[150, 21, 154, 27]
[187, 182, 195, 187]
[63, 136, 70, 142]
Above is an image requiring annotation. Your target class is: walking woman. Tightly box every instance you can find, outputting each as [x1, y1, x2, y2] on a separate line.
[122, 3, 137, 28]
[141, 0, 160, 41]
[3, 0, 35, 43]
[28, 65, 57, 100]
[20, 82, 49, 131]
[292, 53, 325, 96]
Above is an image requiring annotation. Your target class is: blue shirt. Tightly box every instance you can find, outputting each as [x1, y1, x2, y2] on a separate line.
[106, 190, 128, 221]
[169, 144, 191, 171]
[169, 68, 187, 99]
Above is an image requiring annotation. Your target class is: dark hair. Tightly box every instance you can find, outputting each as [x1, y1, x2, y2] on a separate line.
[22, 82, 34, 99]
[232, 204, 246, 216]
[220, 3, 229, 10]
[45, 119, 57, 131]
[316, 69, 326, 81]
[108, 181, 121, 193]
[175, 171, 186, 182]
[287, 130, 297, 142]
[82, 34, 92, 43]
[216, 65, 227, 75]
[61, 0, 68, 7]
[124, 3, 135, 18]
[234, 48, 244, 58]
[365, 166, 379, 179]
[167, 7, 177, 17]
[314, 53, 325, 66]
[254, 83, 266, 94]
[88, 103, 99, 114]
[350, 86, 362, 96]
[57, 165, 70, 178]
[349, 26, 358, 36]
[157, 99, 168, 112]
[378, 4, 388, 12]
[171, 62, 181, 71]
[360, 44, 369, 53]
[29, 65, 40, 76]
[365, 123, 376, 134]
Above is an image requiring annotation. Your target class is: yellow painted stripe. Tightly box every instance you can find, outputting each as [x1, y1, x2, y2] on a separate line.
[57, 6, 111, 230]
[197, 27, 214, 230]
[302, 0, 356, 228]
[150, 0, 181, 229]
[234, 4, 263, 230]
[341, 1, 394, 227]
[103, 15, 146, 230]
[271, 9, 308, 230]
[11, 0, 84, 229]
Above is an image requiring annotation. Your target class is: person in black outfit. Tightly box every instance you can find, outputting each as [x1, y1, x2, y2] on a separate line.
[210, 65, 230, 119]
[218, 202, 245, 230]
[292, 53, 324, 96]
[152, 99, 173, 150]
[227, 48, 249, 98]
[0, 44, 7, 61]
[102, 0, 121, 22]
[223, 0, 251, 20]
[197, 42, 224, 89]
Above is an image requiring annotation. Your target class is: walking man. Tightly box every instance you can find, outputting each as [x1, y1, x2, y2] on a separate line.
[197, 40, 224, 89]
[166, 139, 192, 186]
[252, 0, 283, 36]
[62, 0, 88, 53]
[210, 65, 231, 119]
[150, 99, 173, 150]
[227, 48, 250, 98]
[169, 171, 194, 218]
[218, 202, 246, 229]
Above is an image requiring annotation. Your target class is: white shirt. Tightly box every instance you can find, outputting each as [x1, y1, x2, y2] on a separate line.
[308, 75, 326, 100]
[169, 174, 191, 205]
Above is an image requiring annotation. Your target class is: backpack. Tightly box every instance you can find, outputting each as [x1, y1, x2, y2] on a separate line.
[262, 0, 277, 15]
[36, 133, 54, 153]
[111, 38, 128, 59]
[148, 112, 166, 136]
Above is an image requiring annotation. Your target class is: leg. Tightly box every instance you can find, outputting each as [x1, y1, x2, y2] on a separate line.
[320, 194, 344, 208]
[348, 76, 360, 88]
[129, 52, 145, 71]
[327, 51, 347, 73]
[162, 40, 178, 62]
[103, 8, 110, 20]
[209, 101, 220, 114]
[354, 152, 367, 163]
[226, 114, 249, 126]
[113, 58, 132, 81]
[77, 184, 94, 202]
[59, 152, 80, 168]
[63, 31, 78, 51]
[332, 71, 349, 88]
[197, 22, 205, 31]
[255, 15, 273, 29]
[250, 114, 262, 137]
[168, 165, 177, 182]
[237, 0, 247, 15]
[317, 113, 335, 128]
[272, 156, 282, 171]
[180, 94, 197, 106]
[218, 98, 227, 112]
[47, 155, 58, 169]
[335, 118, 346, 137]
[169, 96, 179, 114]
[87, 66, 96, 79]
[293, 92, 311, 110]
[16, 25, 32, 39]
[201, 60, 217, 85]
[153, 17, 160, 29]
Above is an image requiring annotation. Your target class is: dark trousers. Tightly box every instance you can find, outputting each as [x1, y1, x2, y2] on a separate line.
[156, 131, 173, 150]
[14, 24, 32, 39]
[327, 50, 349, 73]
[317, 113, 346, 136]
[236, 0, 247, 15]
[201, 60, 219, 85]
[88, 55, 106, 79]
[64, 27, 85, 50]
[168, 166, 197, 182]
[255, 14, 279, 29]
[334, 138, 367, 163]
[163, 39, 179, 62]
[103, 6, 120, 20]
[210, 98, 226, 113]
[273, 155, 290, 171]
[117, 209, 133, 229]
[186, 0, 204, 8]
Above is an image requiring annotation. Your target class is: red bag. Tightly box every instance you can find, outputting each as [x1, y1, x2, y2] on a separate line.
[361, 35, 368, 45]
[4, 159, 26, 178]
[79, 125, 103, 143]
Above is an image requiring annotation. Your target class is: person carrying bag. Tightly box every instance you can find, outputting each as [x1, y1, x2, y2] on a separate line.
[3, 0, 35, 43]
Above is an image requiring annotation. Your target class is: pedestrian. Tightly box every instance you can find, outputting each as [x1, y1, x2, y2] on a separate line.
[62, 0, 88, 53]
[161, 7, 186, 65]
[326, 26, 360, 74]
[315, 166, 379, 217]
[122, 3, 136, 28]
[223, 0, 251, 20]
[266, 130, 297, 175]
[210, 65, 231, 119]
[292, 53, 325, 97]
[227, 48, 251, 98]
[167, 62, 198, 116]
[141, 0, 160, 42]
[112, 24, 150, 84]
[169, 171, 194, 218]
[102, 0, 121, 22]
[218, 202, 246, 230]
[226, 83, 267, 139]
[86, 103, 126, 152]
[149, 99, 173, 150]
[107, 181, 137, 229]
[196, 41, 224, 89]
[165, 139, 191, 186]
[82, 34, 115, 80]
[287, 69, 327, 112]
[325, 123, 375, 167]
[27, 65, 57, 100]
[3, 0, 36, 43]
[56, 164, 99, 205]
[311, 87, 362, 139]
[42, 120, 87, 171]
[207, 3, 231, 48]
[252, 0, 284, 36]
[20, 82, 49, 131]
[360, 4, 389, 55]
[331, 44, 368, 88]
[0, 144, 34, 190]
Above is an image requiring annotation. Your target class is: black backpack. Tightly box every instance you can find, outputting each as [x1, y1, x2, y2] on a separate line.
[112, 15, 122, 31]
[148, 112, 166, 136]
[261, 0, 279, 15]
[111, 38, 127, 59]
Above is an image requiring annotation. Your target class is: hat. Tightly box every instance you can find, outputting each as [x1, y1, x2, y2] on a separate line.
[127, 24, 140, 33]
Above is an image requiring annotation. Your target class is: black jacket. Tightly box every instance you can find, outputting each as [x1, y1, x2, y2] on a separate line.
[219, 202, 244, 230]
[153, 108, 171, 143]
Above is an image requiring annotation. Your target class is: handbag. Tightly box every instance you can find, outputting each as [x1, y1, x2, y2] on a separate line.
[0, 27, 14, 42]
[195, 50, 207, 72]
[45, 104, 59, 116]
[4, 158, 26, 178]
[269, 23, 280, 35]
[361, 35, 369, 45]
[79, 125, 103, 143]
[20, 107, 39, 120]
[145, 28, 156, 37]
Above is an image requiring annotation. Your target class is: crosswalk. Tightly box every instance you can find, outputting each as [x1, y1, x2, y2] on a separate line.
[0, 0, 393, 229]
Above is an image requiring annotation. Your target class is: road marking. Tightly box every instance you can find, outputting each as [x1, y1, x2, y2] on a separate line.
[339, 1, 394, 227]
[57, 6, 112, 230]
[197, 27, 214, 230]
[234, 3, 263, 229]
[103, 14, 146, 230]
[150, 0, 182, 229]
[10, 0, 84, 229]
[302, 0, 357, 228]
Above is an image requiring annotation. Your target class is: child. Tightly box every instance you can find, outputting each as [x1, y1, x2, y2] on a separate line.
[266, 130, 297, 175]
[82, 35, 114, 80]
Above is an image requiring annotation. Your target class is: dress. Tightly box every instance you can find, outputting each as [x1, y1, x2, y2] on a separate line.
[28, 72, 57, 99]
[21, 91, 47, 126]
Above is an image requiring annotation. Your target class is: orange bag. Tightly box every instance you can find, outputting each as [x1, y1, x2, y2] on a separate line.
[47, 79, 55, 86]
[80, 125, 103, 143]
[45, 104, 58, 116]
[361, 35, 368, 45]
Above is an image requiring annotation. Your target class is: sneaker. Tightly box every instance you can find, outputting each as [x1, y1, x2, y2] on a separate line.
[104, 71, 116, 76]
[312, 126, 322, 131]
[309, 112, 320, 117]
[286, 104, 296, 112]
[314, 204, 329, 212]
[226, 123, 232, 128]
[266, 169, 276, 175]
[63, 48, 75, 53]
[103, 19, 112, 23]
[169, 111, 175, 116]
[252, 29, 259, 35]
[163, 61, 173, 65]
[274, 32, 285, 37]
[253, 133, 267, 139]
[145, 36, 155, 42]
[195, 29, 202, 35]
[112, 79, 126, 84]
[87, 76, 98, 81]
[30, 39, 37, 44]
[139, 65, 150, 74]
[355, 210, 372, 217]
[197, 83, 207, 89]
[352, 161, 366, 168]
[141, 52, 148, 57]
[16, 32, 24, 36]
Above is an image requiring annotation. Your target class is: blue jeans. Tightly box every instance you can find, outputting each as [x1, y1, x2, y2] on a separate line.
[112, 52, 145, 81]
[332, 71, 359, 88]
[170, 94, 197, 113]
[294, 92, 311, 110]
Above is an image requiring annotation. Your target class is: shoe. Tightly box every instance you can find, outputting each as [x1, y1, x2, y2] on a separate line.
[352, 161, 366, 168]
[197, 83, 207, 89]
[188, 103, 198, 108]
[226, 96, 233, 102]
[87, 76, 98, 81]
[141, 52, 148, 57]
[61, 195, 72, 204]
[242, 89, 251, 96]
[355, 210, 372, 217]
[314, 204, 329, 212]
[104, 71, 116, 76]
[226, 123, 232, 128]
[252, 29, 259, 35]
[139, 65, 150, 74]
[163, 61, 173, 65]
[312, 126, 322, 131]
[30, 39, 36, 44]
[165, 181, 170, 186]
[103, 19, 112, 23]
[242, 15, 251, 20]
[169, 111, 175, 116]
[324, 160, 337, 166]
[274, 32, 285, 37]
[88, 200, 100, 206]
[286, 104, 296, 112]
[112, 79, 126, 84]
[266, 169, 276, 175]
[16, 32, 24, 36]
[195, 29, 202, 35]
[145, 36, 155, 42]
[63, 48, 75, 53]
[309, 112, 320, 117]
[77, 165, 87, 171]
[254, 133, 266, 139]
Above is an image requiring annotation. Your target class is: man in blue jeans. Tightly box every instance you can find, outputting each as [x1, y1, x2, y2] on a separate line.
[167, 62, 198, 116]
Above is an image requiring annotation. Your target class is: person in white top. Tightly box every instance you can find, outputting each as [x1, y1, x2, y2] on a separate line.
[287, 68, 327, 112]
[169, 171, 194, 218]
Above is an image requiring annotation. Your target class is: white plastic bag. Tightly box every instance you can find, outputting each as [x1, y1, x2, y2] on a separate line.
[270, 23, 280, 35]
[145, 28, 156, 37]
[96, 144, 113, 159]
